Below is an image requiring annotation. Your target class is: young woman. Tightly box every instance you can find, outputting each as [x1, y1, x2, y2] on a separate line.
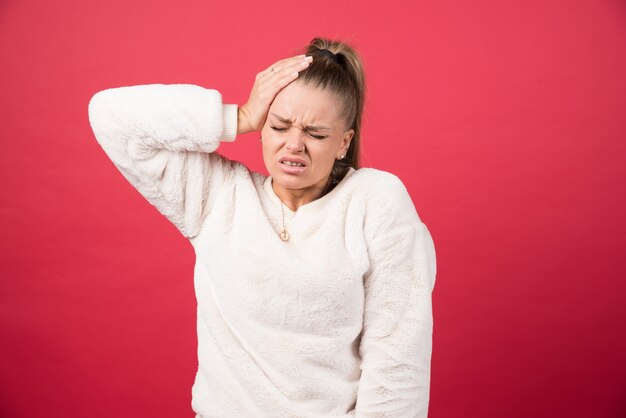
[88, 36, 437, 418]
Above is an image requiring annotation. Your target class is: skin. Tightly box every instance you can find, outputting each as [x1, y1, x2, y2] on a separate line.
[237, 54, 354, 212]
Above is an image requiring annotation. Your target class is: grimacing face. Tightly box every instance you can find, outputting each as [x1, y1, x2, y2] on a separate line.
[261, 81, 354, 194]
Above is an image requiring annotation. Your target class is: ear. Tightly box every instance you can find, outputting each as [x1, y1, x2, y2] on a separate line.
[339, 128, 354, 156]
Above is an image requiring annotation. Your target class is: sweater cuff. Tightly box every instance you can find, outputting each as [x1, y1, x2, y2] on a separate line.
[221, 104, 238, 142]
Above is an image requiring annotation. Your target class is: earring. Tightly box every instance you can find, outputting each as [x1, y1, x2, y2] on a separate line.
[339, 154, 345, 160]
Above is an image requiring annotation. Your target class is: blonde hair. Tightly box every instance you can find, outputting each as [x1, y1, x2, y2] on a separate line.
[296, 37, 367, 184]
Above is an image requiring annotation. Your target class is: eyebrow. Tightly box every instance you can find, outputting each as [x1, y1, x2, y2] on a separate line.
[270, 113, 330, 131]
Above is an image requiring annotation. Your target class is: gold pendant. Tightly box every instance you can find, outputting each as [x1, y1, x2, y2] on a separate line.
[279, 228, 290, 242]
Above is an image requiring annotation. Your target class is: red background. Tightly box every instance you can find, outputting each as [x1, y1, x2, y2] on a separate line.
[1, 1, 625, 417]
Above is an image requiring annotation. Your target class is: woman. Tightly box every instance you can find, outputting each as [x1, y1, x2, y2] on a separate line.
[88, 37, 437, 418]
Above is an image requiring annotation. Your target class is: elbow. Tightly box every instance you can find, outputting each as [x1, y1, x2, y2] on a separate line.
[87, 90, 104, 132]
[88, 89, 115, 141]
[88, 90, 108, 123]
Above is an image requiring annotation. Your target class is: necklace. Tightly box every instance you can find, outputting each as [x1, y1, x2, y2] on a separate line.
[279, 201, 290, 242]
[276, 175, 338, 242]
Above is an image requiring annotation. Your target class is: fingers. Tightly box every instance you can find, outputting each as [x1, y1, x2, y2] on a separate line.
[254, 55, 313, 104]
[274, 60, 309, 85]
[244, 54, 314, 132]
[262, 54, 304, 74]
[260, 54, 312, 78]
[262, 55, 313, 92]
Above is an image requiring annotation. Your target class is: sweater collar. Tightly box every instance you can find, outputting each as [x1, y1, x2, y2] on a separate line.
[262, 168, 356, 216]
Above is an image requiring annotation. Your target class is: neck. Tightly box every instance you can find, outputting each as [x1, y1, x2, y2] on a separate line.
[272, 176, 332, 212]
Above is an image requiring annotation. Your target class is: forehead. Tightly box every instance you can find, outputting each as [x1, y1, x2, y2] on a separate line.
[269, 82, 342, 126]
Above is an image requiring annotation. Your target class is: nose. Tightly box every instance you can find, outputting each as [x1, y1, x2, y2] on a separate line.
[285, 132, 305, 153]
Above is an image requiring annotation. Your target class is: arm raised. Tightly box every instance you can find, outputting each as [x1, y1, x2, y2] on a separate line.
[87, 83, 238, 239]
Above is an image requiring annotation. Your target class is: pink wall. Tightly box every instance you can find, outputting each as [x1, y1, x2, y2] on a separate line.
[1, 1, 625, 417]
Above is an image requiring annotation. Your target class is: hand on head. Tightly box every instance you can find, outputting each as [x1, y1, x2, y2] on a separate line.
[237, 54, 313, 135]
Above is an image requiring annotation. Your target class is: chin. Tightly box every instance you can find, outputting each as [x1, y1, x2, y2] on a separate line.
[272, 171, 308, 189]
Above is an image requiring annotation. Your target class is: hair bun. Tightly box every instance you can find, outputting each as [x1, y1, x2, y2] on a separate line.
[313, 48, 341, 65]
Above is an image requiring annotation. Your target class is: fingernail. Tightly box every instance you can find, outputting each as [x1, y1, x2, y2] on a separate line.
[304, 55, 313, 61]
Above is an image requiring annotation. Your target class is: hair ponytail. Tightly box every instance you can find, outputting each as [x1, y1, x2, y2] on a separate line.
[296, 37, 367, 184]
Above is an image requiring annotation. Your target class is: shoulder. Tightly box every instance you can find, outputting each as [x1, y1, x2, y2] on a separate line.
[351, 167, 422, 224]
[351, 166, 403, 189]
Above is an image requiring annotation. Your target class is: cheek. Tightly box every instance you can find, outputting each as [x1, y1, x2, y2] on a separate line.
[261, 140, 271, 161]
[261, 130, 279, 163]
[310, 140, 339, 164]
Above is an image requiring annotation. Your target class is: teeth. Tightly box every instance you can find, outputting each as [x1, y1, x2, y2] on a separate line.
[283, 161, 304, 167]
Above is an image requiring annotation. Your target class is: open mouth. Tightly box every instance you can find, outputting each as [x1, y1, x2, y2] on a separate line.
[280, 161, 306, 167]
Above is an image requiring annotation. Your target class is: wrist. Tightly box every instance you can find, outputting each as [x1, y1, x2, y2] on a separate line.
[237, 105, 253, 135]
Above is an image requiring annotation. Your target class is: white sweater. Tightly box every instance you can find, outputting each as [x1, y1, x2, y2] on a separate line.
[87, 84, 437, 418]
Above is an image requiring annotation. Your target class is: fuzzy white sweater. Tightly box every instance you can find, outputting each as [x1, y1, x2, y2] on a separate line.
[87, 83, 437, 418]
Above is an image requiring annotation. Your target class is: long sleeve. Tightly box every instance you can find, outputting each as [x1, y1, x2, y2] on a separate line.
[87, 83, 239, 239]
[354, 174, 437, 418]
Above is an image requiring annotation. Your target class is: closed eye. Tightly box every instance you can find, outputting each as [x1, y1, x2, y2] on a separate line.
[270, 125, 328, 140]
